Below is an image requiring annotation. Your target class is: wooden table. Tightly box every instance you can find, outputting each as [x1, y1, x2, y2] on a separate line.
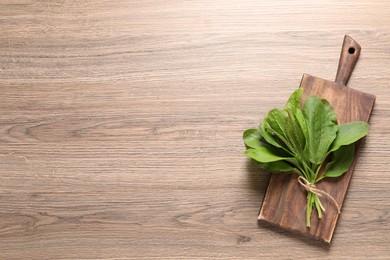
[1, 1, 389, 259]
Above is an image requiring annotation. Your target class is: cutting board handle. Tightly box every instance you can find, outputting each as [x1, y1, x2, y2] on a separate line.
[335, 35, 361, 86]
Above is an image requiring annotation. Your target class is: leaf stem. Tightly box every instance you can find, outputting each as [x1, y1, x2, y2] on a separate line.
[306, 192, 312, 227]
[316, 175, 325, 182]
[314, 163, 323, 183]
[296, 165, 309, 180]
[301, 161, 315, 182]
[314, 194, 323, 219]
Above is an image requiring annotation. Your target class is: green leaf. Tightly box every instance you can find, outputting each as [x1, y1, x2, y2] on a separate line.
[329, 121, 369, 153]
[284, 89, 307, 135]
[243, 147, 292, 163]
[259, 120, 284, 149]
[243, 128, 262, 148]
[263, 109, 299, 155]
[284, 88, 303, 112]
[302, 95, 338, 164]
[322, 99, 338, 124]
[251, 159, 296, 173]
[323, 143, 355, 178]
[294, 109, 308, 148]
[264, 109, 288, 143]
[259, 89, 308, 161]
[284, 110, 305, 158]
[283, 88, 307, 158]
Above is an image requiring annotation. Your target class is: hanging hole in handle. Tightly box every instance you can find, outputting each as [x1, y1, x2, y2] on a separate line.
[348, 47, 355, 54]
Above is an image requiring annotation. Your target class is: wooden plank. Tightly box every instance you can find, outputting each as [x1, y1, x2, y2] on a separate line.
[258, 36, 376, 243]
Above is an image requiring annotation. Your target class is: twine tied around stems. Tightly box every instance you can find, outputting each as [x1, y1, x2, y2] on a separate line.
[297, 176, 341, 214]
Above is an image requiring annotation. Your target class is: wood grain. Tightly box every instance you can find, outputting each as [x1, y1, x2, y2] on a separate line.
[335, 35, 362, 85]
[0, 0, 389, 259]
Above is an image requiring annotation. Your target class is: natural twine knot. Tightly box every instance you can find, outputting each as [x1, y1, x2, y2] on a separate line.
[297, 176, 341, 214]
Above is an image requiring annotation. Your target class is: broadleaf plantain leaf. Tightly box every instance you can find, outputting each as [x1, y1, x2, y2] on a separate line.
[302, 95, 338, 165]
[329, 121, 369, 153]
[323, 143, 355, 178]
[243, 128, 263, 149]
[243, 147, 293, 163]
[251, 159, 296, 173]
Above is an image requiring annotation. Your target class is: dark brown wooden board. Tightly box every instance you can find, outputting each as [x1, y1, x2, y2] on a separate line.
[258, 36, 376, 243]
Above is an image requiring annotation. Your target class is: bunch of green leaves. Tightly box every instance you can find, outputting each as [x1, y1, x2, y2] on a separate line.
[243, 88, 369, 227]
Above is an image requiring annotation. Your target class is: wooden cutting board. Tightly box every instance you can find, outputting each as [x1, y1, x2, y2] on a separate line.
[258, 35, 376, 243]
